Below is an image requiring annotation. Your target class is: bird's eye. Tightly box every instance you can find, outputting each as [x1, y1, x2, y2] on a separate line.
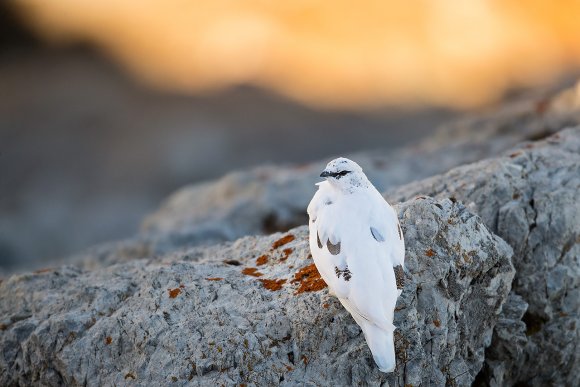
[338, 170, 350, 176]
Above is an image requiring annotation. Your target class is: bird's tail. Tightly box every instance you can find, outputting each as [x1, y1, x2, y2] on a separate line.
[361, 322, 396, 373]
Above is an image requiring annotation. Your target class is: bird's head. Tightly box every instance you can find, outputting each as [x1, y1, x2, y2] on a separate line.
[319, 157, 369, 192]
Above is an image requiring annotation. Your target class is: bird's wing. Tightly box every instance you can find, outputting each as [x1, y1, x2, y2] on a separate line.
[308, 182, 343, 246]
[369, 195, 405, 269]
[308, 184, 350, 298]
[307, 181, 331, 222]
[336, 215, 400, 332]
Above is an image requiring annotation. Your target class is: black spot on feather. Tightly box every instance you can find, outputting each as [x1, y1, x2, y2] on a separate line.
[334, 266, 352, 281]
[327, 239, 341, 255]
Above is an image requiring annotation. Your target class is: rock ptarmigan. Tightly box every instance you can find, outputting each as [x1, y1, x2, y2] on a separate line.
[307, 157, 405, 372]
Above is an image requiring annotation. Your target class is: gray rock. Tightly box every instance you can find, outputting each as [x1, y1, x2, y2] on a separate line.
[389, 127, 580, 386]
[0, 198, 514, 386]
[140, 83, 580, 255]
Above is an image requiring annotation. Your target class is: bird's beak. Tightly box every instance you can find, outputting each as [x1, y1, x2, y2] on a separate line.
[320, 170, 332, 178]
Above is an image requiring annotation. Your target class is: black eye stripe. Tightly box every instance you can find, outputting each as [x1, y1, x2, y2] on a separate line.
[332, 170, 351, 178]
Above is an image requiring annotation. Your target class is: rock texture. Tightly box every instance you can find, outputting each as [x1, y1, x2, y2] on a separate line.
[389, 127, 580, 386]
[140, 83, 580, 255]
[0, 198, 514, 386]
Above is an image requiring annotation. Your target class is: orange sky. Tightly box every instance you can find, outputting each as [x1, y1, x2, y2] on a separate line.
[14, 0, 580, 109]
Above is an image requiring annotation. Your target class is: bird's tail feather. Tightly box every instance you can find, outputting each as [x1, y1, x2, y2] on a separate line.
[361, 322, 396, 373]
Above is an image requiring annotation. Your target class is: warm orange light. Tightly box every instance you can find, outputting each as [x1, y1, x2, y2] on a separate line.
[14, 0, 580, 109]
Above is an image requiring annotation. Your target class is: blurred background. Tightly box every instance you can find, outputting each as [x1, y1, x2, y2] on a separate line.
[1, 0, 580, 272]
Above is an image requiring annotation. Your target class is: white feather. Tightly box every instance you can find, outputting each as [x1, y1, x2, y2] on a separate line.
[308, 157, 405, 373]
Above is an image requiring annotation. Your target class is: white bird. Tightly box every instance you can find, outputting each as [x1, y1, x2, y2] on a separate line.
[307, 157, 405, 373]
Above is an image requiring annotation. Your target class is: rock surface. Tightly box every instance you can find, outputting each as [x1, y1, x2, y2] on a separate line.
[389, 127, 580, 386]
[140, 83, 580, 255]
[0, 198, 514, 386]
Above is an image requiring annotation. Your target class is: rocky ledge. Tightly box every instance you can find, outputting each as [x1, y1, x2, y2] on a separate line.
[1, 198, 513, 386]
[389, 127, 580, 386]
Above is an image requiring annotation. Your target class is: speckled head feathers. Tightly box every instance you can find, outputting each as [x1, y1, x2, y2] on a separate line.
[322, 157, 363, 175]
[320, 157, 370, 191]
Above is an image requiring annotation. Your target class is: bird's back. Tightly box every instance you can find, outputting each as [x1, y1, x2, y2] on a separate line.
[308, 157, 404, 373]
[308, 184, 402, 325]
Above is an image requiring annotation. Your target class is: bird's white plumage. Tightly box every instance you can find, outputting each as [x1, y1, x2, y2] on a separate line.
[307, 157, 405, 372]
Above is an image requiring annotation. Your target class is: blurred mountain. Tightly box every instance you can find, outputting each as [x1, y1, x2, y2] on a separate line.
[0, 44, 452, 271]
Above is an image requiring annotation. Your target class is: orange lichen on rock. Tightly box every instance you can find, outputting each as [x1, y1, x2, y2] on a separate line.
[206, 277, 223, 281]
[259, 278, 287, 291]
[105, 336, 112, 345]
[272, 234, 295, 249]
[433, 319, 441, 327]
[425, 249, 436, 257]
[322, 303, 329, 309]
[281, 248, 293, 261]
[291, 263, 327, 294]
[168, 288, 182, 298]
[301, 355, 309, 365]
[256, 255, 269, 266]
[242, 267, 263, 277]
